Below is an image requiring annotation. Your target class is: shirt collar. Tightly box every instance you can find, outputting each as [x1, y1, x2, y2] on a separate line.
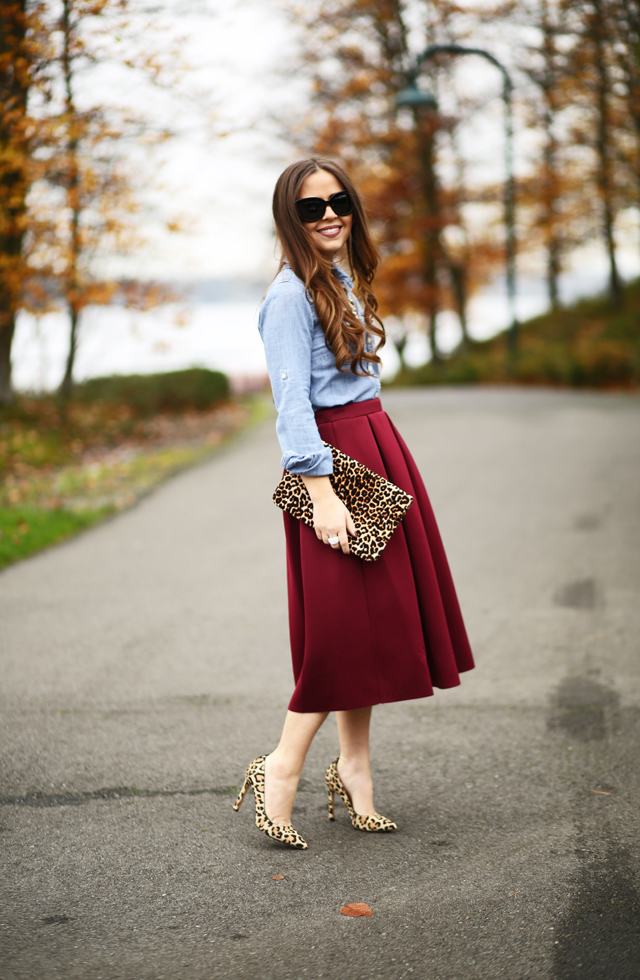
[332, 263, 354, 290]
[282, 260, 354, 291]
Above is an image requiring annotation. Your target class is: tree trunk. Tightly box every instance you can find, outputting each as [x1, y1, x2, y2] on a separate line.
[445, 255, 468, 350]
[612, 0, 640, 256]
[415, 107, 441, 363]
[541, 0, 561, 309]
[0, 0, 28, 405]
[58, 0, 82, 396]
[0, 315, 17, 404]
[591, 0, 623, 307]
[446, 133, 470, 348]
[59, 305, 79, 397]
[547, 236, 560, 309]
[427, 310, 438, 363]
[395, 332, 408, 372]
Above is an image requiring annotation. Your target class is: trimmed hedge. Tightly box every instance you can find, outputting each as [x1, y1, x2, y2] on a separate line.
[74, 368, 230, 414]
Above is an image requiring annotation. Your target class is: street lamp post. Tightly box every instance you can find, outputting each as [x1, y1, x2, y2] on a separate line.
[396, 44, 517, 353]
[396, 82, 442, 362]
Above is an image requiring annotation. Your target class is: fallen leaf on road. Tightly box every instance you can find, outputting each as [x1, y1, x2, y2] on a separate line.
[591, 790, 613, 796]
[271, 875, 285, 880]
[341, 903, 372, 917]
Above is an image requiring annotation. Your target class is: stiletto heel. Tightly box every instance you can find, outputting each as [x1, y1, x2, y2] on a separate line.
[233, 755, 308, 850]
[325, 758, 397, 832]
[233, 773, 251, 811]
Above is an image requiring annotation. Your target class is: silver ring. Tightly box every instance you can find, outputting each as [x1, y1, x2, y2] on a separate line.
[327, 536, 340, 546]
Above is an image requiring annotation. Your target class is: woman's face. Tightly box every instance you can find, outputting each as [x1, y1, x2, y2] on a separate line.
[297, 169, 353, 257]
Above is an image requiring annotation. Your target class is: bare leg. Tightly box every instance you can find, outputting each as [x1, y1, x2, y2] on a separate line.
[336, 706, 376, 815]
[265, 710, 328, 825]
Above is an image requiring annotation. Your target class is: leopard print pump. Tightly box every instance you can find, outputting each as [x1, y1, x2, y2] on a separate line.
[325, 758, 397, 832]
[233, 755, 308, 850]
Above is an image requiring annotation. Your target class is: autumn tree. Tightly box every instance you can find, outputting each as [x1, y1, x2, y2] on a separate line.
[582, 0, 624, 307]
[0, 0, 188, 402]
[489, 0, 640, 312]
[535, 0, 564, 307]
[285, 0, 510, 362]
[0, 1, 28, 404]
[516, 0, 570, 307]
[0, 1, 50, 404]
[608, 0, 640, 239]
[286, 0, 640, 372]
[550, 0, 633, 307]
[39, 0, 184, 396]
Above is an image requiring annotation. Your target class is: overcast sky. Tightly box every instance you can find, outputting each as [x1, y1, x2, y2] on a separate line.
[123, 0, 301, 282]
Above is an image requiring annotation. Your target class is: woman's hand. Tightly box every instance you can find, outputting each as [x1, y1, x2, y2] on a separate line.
[301, 475, 357, 554]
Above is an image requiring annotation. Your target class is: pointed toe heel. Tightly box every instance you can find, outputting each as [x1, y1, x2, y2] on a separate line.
[234, 756, 308, 850]
[325, 758, 397, 833]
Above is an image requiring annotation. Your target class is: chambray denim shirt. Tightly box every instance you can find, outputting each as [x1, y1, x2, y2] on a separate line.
[258, 263, 381, 476]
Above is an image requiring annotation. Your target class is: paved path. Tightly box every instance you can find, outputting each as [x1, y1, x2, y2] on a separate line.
[1, 388, 639, 980]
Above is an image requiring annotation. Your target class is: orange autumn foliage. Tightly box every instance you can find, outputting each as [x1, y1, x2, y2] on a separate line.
[0, 0, 188, 401]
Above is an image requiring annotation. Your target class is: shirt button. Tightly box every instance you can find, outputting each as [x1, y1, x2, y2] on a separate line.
[281, 371, 287, 379]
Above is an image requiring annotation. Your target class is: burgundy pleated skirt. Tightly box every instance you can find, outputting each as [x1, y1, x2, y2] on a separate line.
[284, 397, 474, 713]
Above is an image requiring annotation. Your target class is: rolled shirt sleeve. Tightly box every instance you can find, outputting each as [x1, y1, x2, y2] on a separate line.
[258, 278, 334, 476]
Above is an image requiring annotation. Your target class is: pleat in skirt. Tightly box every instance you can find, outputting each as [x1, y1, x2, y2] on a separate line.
[284, 397, 474, 713]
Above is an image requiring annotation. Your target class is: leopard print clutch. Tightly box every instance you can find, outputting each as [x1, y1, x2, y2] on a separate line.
[273, 442, 413, 561]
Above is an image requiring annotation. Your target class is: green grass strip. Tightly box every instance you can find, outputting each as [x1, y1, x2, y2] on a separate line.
[0, 507, 109, 571]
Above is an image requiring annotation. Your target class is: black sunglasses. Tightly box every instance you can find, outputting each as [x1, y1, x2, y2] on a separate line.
[295, 191, 354, 223]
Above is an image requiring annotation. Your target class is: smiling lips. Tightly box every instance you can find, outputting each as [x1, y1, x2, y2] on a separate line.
[317, 224, 342, 238]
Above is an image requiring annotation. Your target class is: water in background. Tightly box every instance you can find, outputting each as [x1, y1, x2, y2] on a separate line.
[12, 257, 639, 393]
[13, 301, 269, 393]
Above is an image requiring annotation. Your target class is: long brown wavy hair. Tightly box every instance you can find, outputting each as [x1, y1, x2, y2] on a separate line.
[272, 157, 385, 375]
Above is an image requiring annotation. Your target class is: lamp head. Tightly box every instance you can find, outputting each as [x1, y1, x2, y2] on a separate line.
[395, 84, 438, 111]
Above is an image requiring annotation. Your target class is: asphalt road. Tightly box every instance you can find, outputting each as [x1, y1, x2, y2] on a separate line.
[1, 387, 639, 980]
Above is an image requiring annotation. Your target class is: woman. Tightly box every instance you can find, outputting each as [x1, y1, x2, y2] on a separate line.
[233, 158, 474, 849]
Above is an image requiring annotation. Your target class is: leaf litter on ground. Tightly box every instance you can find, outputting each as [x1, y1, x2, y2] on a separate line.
[340, 903, 372, 917]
